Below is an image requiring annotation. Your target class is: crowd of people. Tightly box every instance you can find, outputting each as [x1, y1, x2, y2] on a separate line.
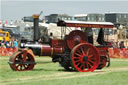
[0, 37, 18, 56]
[0, 38, 18, 48]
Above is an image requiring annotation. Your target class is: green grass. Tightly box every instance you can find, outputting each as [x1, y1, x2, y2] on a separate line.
[0, 56, 128, 85]
[18, 71, 128, 85]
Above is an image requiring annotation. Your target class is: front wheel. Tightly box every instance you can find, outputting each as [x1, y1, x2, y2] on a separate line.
[9, 50, 36, 71]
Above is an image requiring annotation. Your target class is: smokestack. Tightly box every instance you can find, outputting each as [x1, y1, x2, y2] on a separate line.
[32, 14, 40, 41]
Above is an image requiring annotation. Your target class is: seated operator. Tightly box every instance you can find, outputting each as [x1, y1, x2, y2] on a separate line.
[97, 28, 107, 45]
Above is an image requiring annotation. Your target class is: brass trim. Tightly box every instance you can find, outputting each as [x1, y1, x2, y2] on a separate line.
[32, 15, 39, 18]
[60, 48, 63, 53]
[40, 47, 43, 56]
[51, 48, 53, 56]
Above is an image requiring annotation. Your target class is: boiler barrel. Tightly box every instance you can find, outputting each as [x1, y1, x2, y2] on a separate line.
[40, 45, 64, 56]
[21, 43, 64, 56]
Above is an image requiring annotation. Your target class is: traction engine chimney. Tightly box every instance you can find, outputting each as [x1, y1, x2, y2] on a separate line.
[32, 14, 40, 41]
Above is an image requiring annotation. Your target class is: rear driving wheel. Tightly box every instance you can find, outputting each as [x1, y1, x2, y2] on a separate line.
[70, 43, 100, 72]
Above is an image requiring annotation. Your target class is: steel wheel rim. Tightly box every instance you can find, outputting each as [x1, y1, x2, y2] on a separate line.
[102, 59, 107, 68]
[9, 51, 35, 71]
[71, 43, 100, 72]
[101, 57, 107, 69]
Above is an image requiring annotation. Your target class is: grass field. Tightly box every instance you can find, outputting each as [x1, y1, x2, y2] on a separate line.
[0, 56, 128, 85]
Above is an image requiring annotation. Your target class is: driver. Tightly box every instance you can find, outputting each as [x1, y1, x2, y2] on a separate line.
[97, 28, 107, 45]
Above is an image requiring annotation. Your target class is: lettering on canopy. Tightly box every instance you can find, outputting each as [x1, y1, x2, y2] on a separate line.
[66, 23, 114, 28]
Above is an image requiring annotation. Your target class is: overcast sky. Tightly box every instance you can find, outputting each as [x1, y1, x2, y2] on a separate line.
[1, 0, 128, 21]
[2, 0, 128, 1]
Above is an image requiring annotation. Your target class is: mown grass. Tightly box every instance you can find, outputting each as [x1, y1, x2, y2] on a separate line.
[17, 71, 128, 85]
[0, 56, 128, 85]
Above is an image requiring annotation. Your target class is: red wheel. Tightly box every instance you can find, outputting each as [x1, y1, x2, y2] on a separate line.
[66, 30, 88, 49]
[9, 51, 35, 71]
[70, 43, 100, 72]
[97, 56, 107, 69]
[102, 58, 107, 68]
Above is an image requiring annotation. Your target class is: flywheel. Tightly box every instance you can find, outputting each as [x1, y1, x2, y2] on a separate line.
[66, 30, 88, 50]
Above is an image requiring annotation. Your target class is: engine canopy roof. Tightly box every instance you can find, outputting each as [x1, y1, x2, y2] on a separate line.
[57, 20, 114, 28]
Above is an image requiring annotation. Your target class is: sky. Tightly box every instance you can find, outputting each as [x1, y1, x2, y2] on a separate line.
[2, 0, 128, 1]
[1, 0, 128, 21]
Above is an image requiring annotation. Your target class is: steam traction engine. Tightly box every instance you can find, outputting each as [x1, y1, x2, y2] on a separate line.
[8, 15, 114, 72]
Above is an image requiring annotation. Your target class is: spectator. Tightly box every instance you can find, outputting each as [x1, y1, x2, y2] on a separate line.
[1, 38, 8, 47]
[14, 39, 18, 48]
[9, 39, 14, 48]
[0, 41, 1, 46]
[119, 41, 125, 48]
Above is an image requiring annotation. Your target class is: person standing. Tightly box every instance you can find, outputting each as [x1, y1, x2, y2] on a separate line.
[119, 41, 125, 48]
[14, 39, 18, 48]
[1, 38, 8, 56]
[1, 38, 8, 47]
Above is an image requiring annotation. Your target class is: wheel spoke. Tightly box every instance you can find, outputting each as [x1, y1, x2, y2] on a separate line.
[76, 62, 81, 66]
[88, 54, 93, 58]
[23, 65, 27, 69]
[89, 56, 96, 61]
[88, 61, 93, 68]
[18, 55, 23, 62]
[75, 59, 81, 63]
[16, 64, 20, 68]
[23, 51, 27, 62]
[15, 60, 20, 63]
[80, 47, 85, 55]
[86, 48, 91, 56]
[85, 62, 89, 70]
[75, 53, 82, 57]
[88, 59, 95, 64]
[20, 65, 22, 70]
[82, 63, 85, 70]
[87, 62, 89, 70]
[74, 57, 81, 59]
[77, 49, 82, 54]
[80, 63, 84, 70]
